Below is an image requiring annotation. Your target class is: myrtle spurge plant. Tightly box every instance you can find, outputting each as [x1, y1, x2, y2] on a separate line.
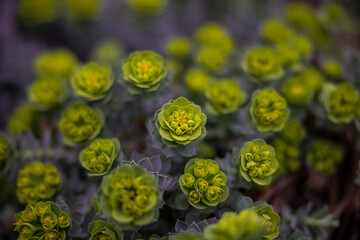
[179, 158, 229, 209]
[185, 69, 212, 95]
[255, 203, 280, 239]
[64, 0, 103, 22]
[300, 67, 324, 91]
[59, 103, 104, 145]
[250, 89, 289, 132]
[91, 40, 124, 66]
[88, 220, 123, 240]
[7, 103, 38, 134]
[260, 19, 292, 44]
[16, 162, 61, 204]
[283, 76, 314, 106]
[79, 138, 121, 176]
[0, 134, 10, 169]
[322, 59, 343, 80]
[205, 80, 247, 115]
[165, 36, 192, 59]
[126, 0, 169, 16]
[71, 63, 113, 101]
[14, 201, 71, 240]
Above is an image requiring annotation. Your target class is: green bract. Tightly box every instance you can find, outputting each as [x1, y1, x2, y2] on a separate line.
[250, 89, 289, 132]
[205, 80, 247, 115]
[203, 209, 264, 240]
[99, 165, 162, 226]
[7, 103, 38, 134]
[285, 2, 317, 30]
[155, 97, 207, 145]
[179, 158, 229, 209]
[276, 43, 300, 66]
[255, 204, 280, 240]
[322, 59, 342, 80]
[71, 63, 114, 100]
[273, 138, 301, 175]
[291, 34, 313, 58]
[121, 51, 167, 94]
[185, 69, 212, 95]
[16, 162, 61, 204]
[281, 119, 306, 144]
[17, 0, 59, 25]
[14, 201, 71, 240]
[261, 19, 292, 44]
[80, 138, 121, 176]
[28, 77, 67, 110]
[195, 46, 228, 72]
[64, 0, 102, 22]
[175, 232, 205, 240]
[88, 220, 124, 240]
[91, 40, 124, 66]
[126, 0, 169, 16]
[239, 139, 279, 186]
[165, 37, 192, 59]
[0, 134, 10, 169]
[283, 76, 314, 106]
[241, 47, 284, 81]
[324, 83, 359, 124]
[34, 49, 78, 80]
[59, 103, 104, 146]
[306, 141, 343, 175]
[300, 68, 324, 91]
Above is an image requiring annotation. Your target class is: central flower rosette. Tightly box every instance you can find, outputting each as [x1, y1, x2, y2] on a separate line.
[156, 97, 207, 145]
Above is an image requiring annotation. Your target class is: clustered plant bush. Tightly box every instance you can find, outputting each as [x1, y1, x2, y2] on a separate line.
[1, 0, 359, 240]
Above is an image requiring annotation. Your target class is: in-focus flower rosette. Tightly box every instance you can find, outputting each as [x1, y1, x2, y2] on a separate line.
[205, 80, 247, 115]
[250, 89, 289, 132]
[14, 201, 72, 240]
[305, 140, 343, 175]
[152, 97, 207, 157]
[16, 162, 62, 204]
[28, 77, 68, 110]
[241, 47, 284, 81]
[59, 103, 104, 146]
[7, 103, 38, 134]
[79, 138, 121, 177]
[94, 165, 163, 227]
[71, 63, 114, 101]
[254, 203, 281, 239]
[34, 49, 78, 80]
[179, 158, 229, 209]
[233, 139, 279, 186]
[282, 76, 314, 106]
[323, 82, 359, 124]
[88, 219, 124, 240]
[120, 51, 168, 95]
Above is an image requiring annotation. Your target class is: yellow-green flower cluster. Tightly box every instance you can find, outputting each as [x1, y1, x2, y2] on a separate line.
[255, 204, 280, 240]
[126, 0, 169, 16]
[250, 89, 289, 132]
[100, 165, 161, 225]
[261, 19, 292, 44]
[283, 76, 314, 106]
[203, 209, 263, 240]
[322, 59, 342, 80]
[276, 43, 300, 66]
[155, 97, 207, 145]
[16, 162, 61, 204]
[205, 80, 247, 115]
[7, 104, 38, 134]
[28, 77, 67, 110]
[17, 0, 59, 25]
[88, 220, 123, 240]
[185, 69, 212, 95]
[59, 103, 104, 146]
[195, 46, 228, 72]
[324, 83, 359, 124]
[306, 140, 343, 175]
[179, 158, 229, 209]
[0, 135, 10, 169]
[80, 138, 121, 176]
[165, 37, 192, 59]
[300, 67, 324, 91]
[318, 2, 354, 33]
[72, 63, 113, 100]
[91, 40, 124, 66]
[121, 51, 167, 94]
[285, 2, 317, 31]
[64, 0, 102, 22]
[34, 49, 78, 80]
[281, 119, 306, 144]
[238, 139, 279, 186]
[241, 47, 284, 81]
[14, 202, 71, 240]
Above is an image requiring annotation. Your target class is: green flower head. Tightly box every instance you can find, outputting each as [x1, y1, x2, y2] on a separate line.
[273, 138, 301, 175]
[205, 80, 247, 115]
[299, 68, 324, 91]
[291, 34, 313, 58]
[44, 229, 65, 240]
[185, 69, 212, 95]
[57, 212, 71, 228]
[64, 0, 102, 22]
[306, 140, 343, 175]
[17, 0, 59, 25]
[91, 40, 124, 66]
[239, 139, 279, 186]
[0, 134, 10, 168]
[250, 89, 289, 132]
[283, 76, 314, 106]
[324, 83, 359, 124]
[281, 119, 306, 144]
[195, 46, 228, 72]
[285, 2, 317, 30]
[126, 0, 169, 16]
[165, 36, 192, 59]
[59, 103, 104, 146]
[322, 59, 343, 80]
[241, 47, 284, 81]
[88, 220, 123, 240]
[99, 165, 162, 226]
[28, 77, 67, 110]
[179, 158, 229, 209]
[80, 138, 121, 176]
[34, 49, 78, 80]
[7, 103, 38, 134]
[41, 211, 58, 229]
[204, 209, 263, 240]
[121, 51, 167, 94]
[155, 97, 207, 145]
[261, 19, 292, 44]
[255, 204, 280, 240]
[276, 43, 300, 66]
[72, 63, 113, 100]
[16, 162, 61, 204]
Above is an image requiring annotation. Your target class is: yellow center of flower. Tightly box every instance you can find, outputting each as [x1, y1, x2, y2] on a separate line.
[46, 231, 59, 240]
[21, 227, 31, 237]
[98, 234, 109, 240]
[174, 115, 187, 125]
[138, 60, 152, 75]
[43, 216, 54, 227]
[89, 75, 100, 85]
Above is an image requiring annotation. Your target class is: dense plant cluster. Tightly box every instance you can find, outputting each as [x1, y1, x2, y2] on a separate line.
[1, 0, 360, 240]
